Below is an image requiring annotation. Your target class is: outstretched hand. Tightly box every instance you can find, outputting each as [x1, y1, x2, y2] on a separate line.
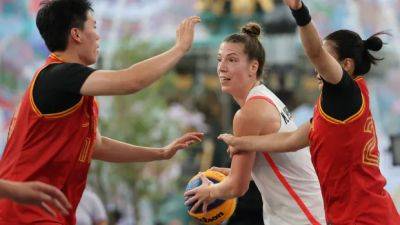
[282, 0, 302, 10]
[7, 181, 71, 217]
[162, 132, 203, 159]
[175, 16, 201, 53]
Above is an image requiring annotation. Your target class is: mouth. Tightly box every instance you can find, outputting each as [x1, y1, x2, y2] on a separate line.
[219, 76, 231, 82]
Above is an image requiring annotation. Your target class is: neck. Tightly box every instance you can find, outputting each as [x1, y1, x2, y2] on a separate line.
[52, 48, 85, 65]
[233, 81, 261, 107]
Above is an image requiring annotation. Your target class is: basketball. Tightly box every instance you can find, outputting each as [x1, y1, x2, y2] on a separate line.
[185, 170, 237, 225]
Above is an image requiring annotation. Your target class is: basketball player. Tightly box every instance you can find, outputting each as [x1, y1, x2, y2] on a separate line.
[184, 22, 326, 225]
[0, 0, 202, 224]
[218, 0, 400, 224]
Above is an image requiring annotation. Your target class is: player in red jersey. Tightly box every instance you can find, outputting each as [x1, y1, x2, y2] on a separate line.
[218, 0, 400, 224]
[0, 0, 202, 224]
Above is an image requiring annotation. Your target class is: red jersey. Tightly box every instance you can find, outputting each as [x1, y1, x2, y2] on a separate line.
[0, 55, 98, 225]
[309, 77, 400, 224]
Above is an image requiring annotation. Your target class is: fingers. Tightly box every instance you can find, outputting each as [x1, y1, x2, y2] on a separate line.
[184, 195, 198, 206]
[175, 16, 201, 52]
[184, 187, 197, 197]
[32, 182, 70, 216]
[199, 174, 211, 185]
[51, 198, 69, 216]
[41, 201, 56, 217]
[209, 166, 229, 176]
[202, 201, 208, 213]
[217, 133, 234, 145]
[177, 133, 203, 145]
[37, 183, 71, 210]
[190, 198, 203, 213]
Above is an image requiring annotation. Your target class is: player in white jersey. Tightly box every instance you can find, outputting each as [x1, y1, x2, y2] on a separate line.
[184, 22, 326, 225]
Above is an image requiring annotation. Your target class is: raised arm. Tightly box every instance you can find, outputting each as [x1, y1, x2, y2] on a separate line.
[219, 121, 311, 153]
[80, 16, 200, 96]
[285, 0, 343, 84]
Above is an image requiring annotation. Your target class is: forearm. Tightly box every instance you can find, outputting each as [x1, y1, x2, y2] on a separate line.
[209, 152, 254, 199]
[233, 122, 310, 152]
[233, 133, 300, 152]
[122, 46, 185, 93]
[93, 136, 166, 162]
[299, 22, 324, 61]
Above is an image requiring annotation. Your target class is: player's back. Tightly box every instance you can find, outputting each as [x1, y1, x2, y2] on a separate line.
[247, 84, 325, 225]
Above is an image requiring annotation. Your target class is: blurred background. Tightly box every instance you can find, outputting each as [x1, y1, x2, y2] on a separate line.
[0, 0, 400, 224]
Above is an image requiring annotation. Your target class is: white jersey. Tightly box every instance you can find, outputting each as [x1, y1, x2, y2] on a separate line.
[247, 84, 325, 225]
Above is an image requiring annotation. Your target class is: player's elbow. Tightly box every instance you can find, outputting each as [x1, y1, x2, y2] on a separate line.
[122, 80, 142, 94]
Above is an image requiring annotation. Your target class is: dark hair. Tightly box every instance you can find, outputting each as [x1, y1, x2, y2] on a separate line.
[325, 30, 385, 75]
[36, 0, 93, 52]
[223, 22, 266, 79]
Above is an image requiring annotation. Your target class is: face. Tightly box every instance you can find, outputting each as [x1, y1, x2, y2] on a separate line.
[217, 42, 258, 97]
[76, 11, 100, 65]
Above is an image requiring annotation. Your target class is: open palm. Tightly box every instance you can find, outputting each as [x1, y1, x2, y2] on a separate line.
[163, 132, 203, 159]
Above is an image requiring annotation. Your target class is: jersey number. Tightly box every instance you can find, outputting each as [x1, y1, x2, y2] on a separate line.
[363, 117, 379, 166]
[78, 138, 92, 163]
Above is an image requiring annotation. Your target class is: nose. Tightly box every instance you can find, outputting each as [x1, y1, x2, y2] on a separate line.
[218, 60, 227, 73]
[95, 32, 100, 41]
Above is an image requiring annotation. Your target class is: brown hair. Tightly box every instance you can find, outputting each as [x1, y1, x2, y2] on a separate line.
[223, 22, 266, 79]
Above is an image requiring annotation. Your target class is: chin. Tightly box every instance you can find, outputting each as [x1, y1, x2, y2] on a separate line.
[220, 85, 230, 93]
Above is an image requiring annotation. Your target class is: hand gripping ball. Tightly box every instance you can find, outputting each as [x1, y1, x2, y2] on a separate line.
[185, 170, 237, 225]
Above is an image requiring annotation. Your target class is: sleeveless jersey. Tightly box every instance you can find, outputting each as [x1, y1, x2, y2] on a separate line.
[309, 77, 400, 225]
[247, 84, 326, 225]
[0, 54, 98, 225]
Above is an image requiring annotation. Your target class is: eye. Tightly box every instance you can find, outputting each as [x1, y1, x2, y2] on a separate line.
[217, 58, 221, 62]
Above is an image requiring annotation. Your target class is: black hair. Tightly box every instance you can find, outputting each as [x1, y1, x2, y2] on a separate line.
[36, 0, 93, 52]
[224, 22, 266, 79]
[325, 30, 386, 75]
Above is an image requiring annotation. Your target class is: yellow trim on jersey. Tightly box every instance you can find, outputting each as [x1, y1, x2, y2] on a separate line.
[29, 60, 84, 119]
[317, 93, 366, 125]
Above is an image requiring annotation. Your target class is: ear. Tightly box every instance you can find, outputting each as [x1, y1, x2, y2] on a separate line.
[249, 60, 259, 76]
[70, 28, 83, 43]
[342, 58, 355, 75]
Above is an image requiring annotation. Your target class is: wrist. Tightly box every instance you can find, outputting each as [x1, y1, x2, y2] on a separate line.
[159, 148, 167, 160]
[291, 1, 311, 27]
[0, 180, 17, 200]
[171, 45, 186, 57]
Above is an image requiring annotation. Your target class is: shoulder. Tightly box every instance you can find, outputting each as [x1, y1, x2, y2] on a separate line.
[233, 99, 280, 135]
[49, 63, 94, 74]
